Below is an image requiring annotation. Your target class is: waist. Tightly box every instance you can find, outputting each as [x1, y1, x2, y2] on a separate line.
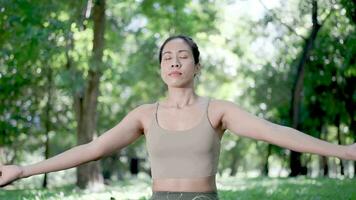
[151, 191, 219, 200]
[152, 175, 217, 192]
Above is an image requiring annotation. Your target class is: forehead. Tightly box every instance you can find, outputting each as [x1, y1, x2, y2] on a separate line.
[162, 38, 192, 53]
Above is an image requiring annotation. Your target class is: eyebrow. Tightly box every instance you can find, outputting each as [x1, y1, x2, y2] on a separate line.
[162, 50, 190, 55]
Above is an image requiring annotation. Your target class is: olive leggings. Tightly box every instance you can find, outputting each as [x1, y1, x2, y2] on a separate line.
[150, 191, 219, 200]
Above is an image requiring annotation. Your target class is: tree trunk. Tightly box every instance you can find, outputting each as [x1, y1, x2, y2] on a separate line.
[42, 66, 53, 188]
[75, 0, 105, 189]
[321, 155, 329, 177]
[229, 145, 239, 176]
[262, 144, 271, 176]
[289, 0, 321, 177]
[318, 125, 329, 177]
[344, 76, 356, 176]
[341, 0, 356, 175]
[354, 135, 356, 177]
[351, 105, 356, 177]
[229, 154, 238, 176]
[336, 115, 345, 176]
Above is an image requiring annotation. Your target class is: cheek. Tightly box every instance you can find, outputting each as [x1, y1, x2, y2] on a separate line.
[160, 67, 169, 80]
[185, 59, 196, 67]
[160, 65, 167, 73]
[160, 62, 170, 71]
[183, 61, 196, 72]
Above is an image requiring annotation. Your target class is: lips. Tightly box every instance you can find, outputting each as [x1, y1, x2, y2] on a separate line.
[169, 71, 182, 76]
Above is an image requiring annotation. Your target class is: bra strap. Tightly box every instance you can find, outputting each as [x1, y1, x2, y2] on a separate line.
[205, 97, 211, 118]
[155, 102, 159, 119]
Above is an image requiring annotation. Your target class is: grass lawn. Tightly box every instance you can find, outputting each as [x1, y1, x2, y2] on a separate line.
[1, 176, 355, 200]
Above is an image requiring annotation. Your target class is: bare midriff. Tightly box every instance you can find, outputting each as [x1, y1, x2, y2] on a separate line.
[152, 175, 217, 192]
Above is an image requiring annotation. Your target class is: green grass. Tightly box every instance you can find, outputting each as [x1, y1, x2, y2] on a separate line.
[217, 176, 356, 200]
[1, 176, 355, 200]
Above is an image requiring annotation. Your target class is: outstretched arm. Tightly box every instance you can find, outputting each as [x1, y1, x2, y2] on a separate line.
[218, 100, 356, 160]
[0, 104, 145, 187]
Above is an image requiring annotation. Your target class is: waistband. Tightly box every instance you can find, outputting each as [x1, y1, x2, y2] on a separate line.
[151, 191, 219, 200]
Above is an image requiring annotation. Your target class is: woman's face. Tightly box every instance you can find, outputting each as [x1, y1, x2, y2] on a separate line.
[160, 38, 200, 88]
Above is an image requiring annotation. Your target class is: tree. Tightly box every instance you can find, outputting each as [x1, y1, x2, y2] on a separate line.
[75, 0, 106, 189]
[289, 0, 322, 177]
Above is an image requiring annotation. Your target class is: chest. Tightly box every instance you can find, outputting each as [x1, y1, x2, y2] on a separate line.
[158, 106, 204, 131]
[142, 104, 225, 138]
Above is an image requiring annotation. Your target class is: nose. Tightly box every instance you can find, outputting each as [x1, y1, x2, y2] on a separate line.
[171, 63, 180, 68]
[171, 57, 181, 68]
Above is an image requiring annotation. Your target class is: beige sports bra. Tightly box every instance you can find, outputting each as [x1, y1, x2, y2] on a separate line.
[145, 97, 221, 179]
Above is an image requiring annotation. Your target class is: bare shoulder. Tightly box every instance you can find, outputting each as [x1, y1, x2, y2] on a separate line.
[207, 98, 231, 131]
[133, 103, 156, 118]
[208, 98, 246, 130]
[209, 98, 247, 113]
[209, 98, 239, 112]
[130, 102, 156, 131]
[210, 98, 239, 106]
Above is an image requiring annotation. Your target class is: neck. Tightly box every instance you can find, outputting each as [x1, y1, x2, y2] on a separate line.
[165, 87, 198, 108]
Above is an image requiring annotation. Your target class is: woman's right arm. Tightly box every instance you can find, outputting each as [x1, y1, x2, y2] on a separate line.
[0, 104, 146, 187]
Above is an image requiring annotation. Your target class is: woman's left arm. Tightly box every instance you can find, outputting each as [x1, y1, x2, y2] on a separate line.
[218, 100, 356, 160]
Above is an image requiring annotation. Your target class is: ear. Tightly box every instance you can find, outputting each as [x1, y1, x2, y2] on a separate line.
[194, 63, 201, 76]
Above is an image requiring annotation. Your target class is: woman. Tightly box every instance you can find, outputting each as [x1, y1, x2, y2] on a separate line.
[0, 35, 355, 200]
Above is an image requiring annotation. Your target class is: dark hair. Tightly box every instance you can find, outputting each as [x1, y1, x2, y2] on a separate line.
[159, 35, 200, 64]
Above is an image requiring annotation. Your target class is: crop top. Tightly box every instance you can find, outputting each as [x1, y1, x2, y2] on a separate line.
[145, 97, 221, 179]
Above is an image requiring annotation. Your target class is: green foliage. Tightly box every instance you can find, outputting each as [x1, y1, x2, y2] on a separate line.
[1, 0, 355, 185]
[140, 0, 219, 35]
[1, 177, 355, 200]
[237, 0, 356, 173]
[303, 1, 355, 138]
[0, 0, 69, 151]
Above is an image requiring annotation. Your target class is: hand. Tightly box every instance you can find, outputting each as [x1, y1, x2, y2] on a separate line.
[345, 143, 356, 160]
[0, 165, 24, 187]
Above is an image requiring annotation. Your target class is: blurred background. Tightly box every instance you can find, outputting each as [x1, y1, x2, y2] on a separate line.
[0, 0, 355, 191]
